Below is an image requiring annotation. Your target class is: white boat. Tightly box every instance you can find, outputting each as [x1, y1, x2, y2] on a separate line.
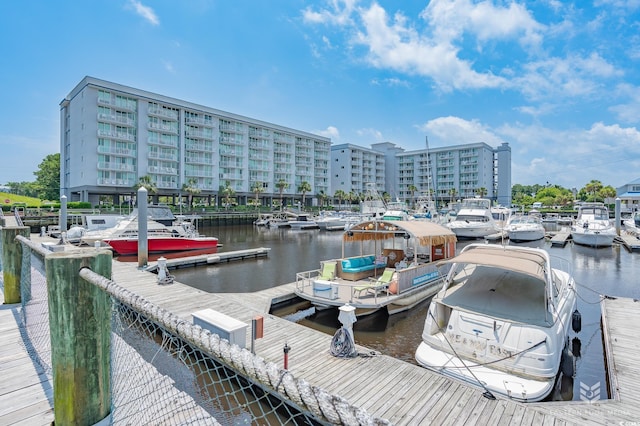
[570, 203, 616, 247]
[506, 214, 546, 242]
[446, 198, 500, 238]
[79, 206, 196, 246]
[294, 220, 457, 316]
[415, 243, 578, 402]
[382, 200, 413, 221]
[288, 213, 320, 230]
[491, 206, 512, 230]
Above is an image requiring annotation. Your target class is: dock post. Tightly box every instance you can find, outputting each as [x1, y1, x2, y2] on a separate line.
[615, 198, 621, 235]
[60, 194, 68, 233]
[137, 187, 148, 268]
[1, 226, 30, 304]
[46, 250, 112, 425]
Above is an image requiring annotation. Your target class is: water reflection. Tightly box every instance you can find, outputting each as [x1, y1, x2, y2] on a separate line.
[169, 224, 639, 401]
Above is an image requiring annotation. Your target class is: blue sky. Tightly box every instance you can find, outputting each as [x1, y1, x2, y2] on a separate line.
[1, 0, 639, 191]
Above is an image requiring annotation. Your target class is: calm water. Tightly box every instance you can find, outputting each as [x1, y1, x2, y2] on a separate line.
[166, 223, 640, 402]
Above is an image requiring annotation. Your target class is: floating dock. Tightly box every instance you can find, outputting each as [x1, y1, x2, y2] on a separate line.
[145, 247, 271, 271]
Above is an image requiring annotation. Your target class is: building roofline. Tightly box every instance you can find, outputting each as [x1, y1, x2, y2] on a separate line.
[62, 76, 331, 142]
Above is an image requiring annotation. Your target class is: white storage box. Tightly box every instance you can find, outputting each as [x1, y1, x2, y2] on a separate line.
[313, 280, 339, 300]
[192, 309, 248, 349]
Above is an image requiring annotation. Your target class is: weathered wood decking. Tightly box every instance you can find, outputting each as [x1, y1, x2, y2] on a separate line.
[0, 293, 54, 425]
[107, 260, 640, 425]
[3, 232, 640, 424]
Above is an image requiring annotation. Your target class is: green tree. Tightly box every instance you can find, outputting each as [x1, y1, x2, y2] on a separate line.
[297, 181, 312, 210]
[317, 190, 328, 209]
[276, 179, 289, 210]
[407, 184, 417, 207]
[448, 188, 458, 204]
[476, 187, 488, 198]
[599, 185, 617, 202]
[133, 175, 157, 194]
[334, 189, 346, 209]
[33, 153, 60, 200]
[251, 181, 265, 209]
[220, 181, 235, 210]
[581, 180, 604, 202]
[181, 178, 201, 208]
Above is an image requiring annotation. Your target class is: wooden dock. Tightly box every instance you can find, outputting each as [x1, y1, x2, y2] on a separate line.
[0, 293, 54, 425]
[105, 261, 640, 425]
[615, 232, 640, 251]
[4, 232, 640, 424]
[550, 228, 572, 246]
[145, 247, 271, 271]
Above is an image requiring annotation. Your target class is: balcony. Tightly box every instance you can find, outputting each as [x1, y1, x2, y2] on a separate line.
[148, 122, 178, 134]
[148, 106, 178, 120]
[97, 162, 135, 172]
[148, 165, 178, 175]
[185, 128, 213, 139]
[97, 113, 135, 127]
[97, 146, 136, 157]
[97, 129, 136, 142]
[148, 151, 177, 160]
[97, 178, 135, 186]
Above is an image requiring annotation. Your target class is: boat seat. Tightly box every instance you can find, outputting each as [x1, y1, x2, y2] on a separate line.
[317, 261, 337, 281]
[353, 268, 395, 298]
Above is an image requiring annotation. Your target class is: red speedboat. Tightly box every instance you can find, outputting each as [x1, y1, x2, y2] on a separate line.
[104, 235, 218, 255]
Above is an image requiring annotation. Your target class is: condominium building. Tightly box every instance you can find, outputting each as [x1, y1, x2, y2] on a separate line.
[330, 143, 386, 195]
[60, 77, 331, 207]
[333, 141, 512, 207]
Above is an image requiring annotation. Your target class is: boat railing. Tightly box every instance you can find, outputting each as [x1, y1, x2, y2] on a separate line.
[549, 254, 573, 277]
[295, 269, 391, 305]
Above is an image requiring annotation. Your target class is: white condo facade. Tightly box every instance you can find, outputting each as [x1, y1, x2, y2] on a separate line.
[60, 76, 331, 207]
[331, 141, 512, 207]
[61, 76, 512, 208]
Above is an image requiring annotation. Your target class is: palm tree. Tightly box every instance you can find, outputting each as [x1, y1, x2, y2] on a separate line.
[477, 187, 488, 198]
[407, 184, 417, 208]
[251, 181, 265, 210]
[297, 181, 312, 210]
[220, 181, 235, 211]
[317, 190, 328, 209]
[133, 175, 157, 194]
[275, 179, 289, 210]
[133, 175, 157, 204]
[449, 188, 458, 205]
[181, 178, 201, 208]
[583, 180, 603, 202]
[334, 189, 346, 209]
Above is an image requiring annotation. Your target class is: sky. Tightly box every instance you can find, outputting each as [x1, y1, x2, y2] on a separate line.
[1, 0, 640, 191]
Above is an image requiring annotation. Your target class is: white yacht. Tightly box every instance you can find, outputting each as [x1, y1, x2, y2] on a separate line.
[506, 214, 546, 242]
[415, 243, 578, 402]
[570, 203, 616, 247]
[446, 198, 499, 238]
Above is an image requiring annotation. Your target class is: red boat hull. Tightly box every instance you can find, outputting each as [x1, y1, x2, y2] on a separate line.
[104, 237, 218, 255]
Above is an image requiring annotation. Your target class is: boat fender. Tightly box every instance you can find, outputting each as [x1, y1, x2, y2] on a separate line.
[572, 309, 582, 333]
[572, 337, 582, 358]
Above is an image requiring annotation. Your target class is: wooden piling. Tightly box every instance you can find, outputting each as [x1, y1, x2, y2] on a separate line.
[1, 226, 30, 304]
[46, 249, 112, 425]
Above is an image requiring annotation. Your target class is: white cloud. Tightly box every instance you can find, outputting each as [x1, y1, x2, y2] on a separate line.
[162, 60, 175, 73]
[609, 84, 640, 124]
[356, 127, 384, 141]
[126, 0, 160, 26]
[302, 0, 357, 25]
[314, 125, 341, 141]
[419, 116, 504, 146]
